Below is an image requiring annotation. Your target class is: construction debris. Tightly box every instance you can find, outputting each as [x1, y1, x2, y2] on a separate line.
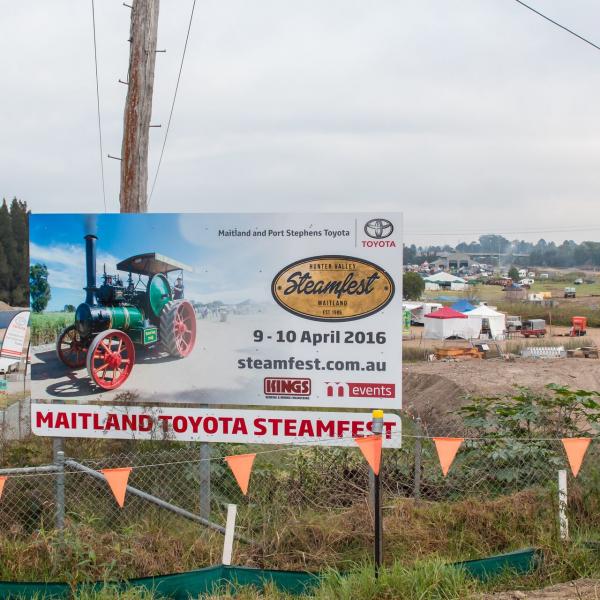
[566, 347, 599, 359]
[521, 346, 567, 359]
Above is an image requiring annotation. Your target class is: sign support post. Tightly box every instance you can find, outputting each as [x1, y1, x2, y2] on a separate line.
[372, 409, 384, 578]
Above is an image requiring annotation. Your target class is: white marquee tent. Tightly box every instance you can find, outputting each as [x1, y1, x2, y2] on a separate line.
[423, 272, 467, 291]
[423, 307, 482, 340]
[467, 305, 506, 339]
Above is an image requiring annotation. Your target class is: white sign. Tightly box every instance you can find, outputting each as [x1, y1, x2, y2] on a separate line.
[31, 404, 402, 447]
[0, 310, 29, 373]
[31, 213, 402, 411]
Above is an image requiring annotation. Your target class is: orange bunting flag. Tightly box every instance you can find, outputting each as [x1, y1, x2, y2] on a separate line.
[562, 438, 591, 478]
[354, 435, 383, 475]
[0, 476, 6, 501]
[433, 438, 464, 477]
[101, 467, 132, 508]
[225, 453, 256, 496]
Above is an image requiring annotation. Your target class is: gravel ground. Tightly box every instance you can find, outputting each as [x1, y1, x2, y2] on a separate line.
[481, 578, 600, 599]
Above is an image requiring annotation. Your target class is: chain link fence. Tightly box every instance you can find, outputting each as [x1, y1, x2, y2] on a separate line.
[0, 419, 598, 577]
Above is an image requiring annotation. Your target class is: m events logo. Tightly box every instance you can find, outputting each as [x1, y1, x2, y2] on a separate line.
[264, 377, 311, 397]
[325, 382, 395, 399]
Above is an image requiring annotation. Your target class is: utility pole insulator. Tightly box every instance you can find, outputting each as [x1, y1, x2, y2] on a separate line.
[119, 0, 160, 213]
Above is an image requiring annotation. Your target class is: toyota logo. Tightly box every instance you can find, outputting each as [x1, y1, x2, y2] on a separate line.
[364, 219, 394, 239]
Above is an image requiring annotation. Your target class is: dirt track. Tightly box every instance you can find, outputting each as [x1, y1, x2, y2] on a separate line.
[403, 357, 600, 434]
[482, 578, 600, 599]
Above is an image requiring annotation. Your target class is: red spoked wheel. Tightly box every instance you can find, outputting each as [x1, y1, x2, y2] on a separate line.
[160, 300, 197, 358]
[56, 325, 88, 369]
[86, 329, 135, 390]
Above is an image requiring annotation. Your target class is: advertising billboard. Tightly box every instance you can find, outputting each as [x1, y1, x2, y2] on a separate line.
[30, 213, 402, 443]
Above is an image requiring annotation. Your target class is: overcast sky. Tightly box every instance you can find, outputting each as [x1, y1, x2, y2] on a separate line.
[1, 0, 600, 246]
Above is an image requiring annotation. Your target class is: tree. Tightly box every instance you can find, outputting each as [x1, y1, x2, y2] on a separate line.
[9, 198, 29, 306]
[30, 263, 51, 313]
[508, 266, 519, 281]
[0, 198, 29, 307]
[63, 304, 76, 312]
[403, 272, 425, 300]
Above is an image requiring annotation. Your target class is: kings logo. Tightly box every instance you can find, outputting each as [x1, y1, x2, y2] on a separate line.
[271, 255, 395, 321]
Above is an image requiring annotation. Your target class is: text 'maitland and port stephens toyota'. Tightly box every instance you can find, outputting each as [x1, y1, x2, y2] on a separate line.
[30, 213, 402, 446]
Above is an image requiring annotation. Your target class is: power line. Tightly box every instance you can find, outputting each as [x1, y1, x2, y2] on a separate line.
[405, 225, 600, 237]
[148, 0, 198, 206]
[90, 0, 107, 212]
[512, 0, 600, 52]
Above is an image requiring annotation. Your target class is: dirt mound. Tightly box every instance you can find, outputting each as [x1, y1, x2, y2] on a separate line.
[403, 358, 600, 434]
[0, 302, 13, 311]
[402, 371, 467, 434]
[482, 578, 600, 599]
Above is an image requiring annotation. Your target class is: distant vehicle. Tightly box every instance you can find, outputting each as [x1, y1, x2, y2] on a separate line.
[527, 272, 536, 278]
[564, 287, 576, 299]
[574, 278, 584, 285]
[488, 277, 512, 286]
[506, 315, 523, 331]
[540, 273, 549, 279]
[519, 278, 535, 287]
[521, 319, 547, 338]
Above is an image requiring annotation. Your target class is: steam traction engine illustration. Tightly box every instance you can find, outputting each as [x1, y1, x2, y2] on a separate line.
[56, 235, 197, 390]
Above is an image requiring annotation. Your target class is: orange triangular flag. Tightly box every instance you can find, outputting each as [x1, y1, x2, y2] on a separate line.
[562, 438, 591, 477]
[354, 435, 383, 475]
[101, 467, 131, 508]
[0, 476, 6, 500]
[225, 453, 256, 495]
[433, 438, 464, 477]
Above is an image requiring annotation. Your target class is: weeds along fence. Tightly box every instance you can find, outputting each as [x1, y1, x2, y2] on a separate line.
[0, 425, 598, 578]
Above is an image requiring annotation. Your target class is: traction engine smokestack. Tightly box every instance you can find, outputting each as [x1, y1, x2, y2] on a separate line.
[84, 234, 98, 305]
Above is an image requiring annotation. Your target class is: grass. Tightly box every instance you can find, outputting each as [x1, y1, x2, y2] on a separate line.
[494, 301, 600, 328]
[0, 486, 597, 581]
[9, 544, 600, 598]
[30, 312, 74, 346]
[421, 277, 600, 328]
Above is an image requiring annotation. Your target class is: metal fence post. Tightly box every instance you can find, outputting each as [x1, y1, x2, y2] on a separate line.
[55, 450, 65, 533]
[413, 417, 422, 501]
[199, 442, 211, 519]
[199, 403, 211, 520]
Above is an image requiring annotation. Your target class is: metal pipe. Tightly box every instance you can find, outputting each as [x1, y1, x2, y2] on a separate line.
[0, 465, 59, 475]
[65, 459, 253, 544]
[84, 234, 98, 305]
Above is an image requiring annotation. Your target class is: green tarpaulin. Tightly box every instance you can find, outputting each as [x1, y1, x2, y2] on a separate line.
[0, 565, 319, 599]
[453, 548, 541, 581]
[0, 549, 540, 598]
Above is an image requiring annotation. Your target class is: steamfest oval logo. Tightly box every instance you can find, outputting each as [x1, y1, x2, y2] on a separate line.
[271, 255, 395, 321]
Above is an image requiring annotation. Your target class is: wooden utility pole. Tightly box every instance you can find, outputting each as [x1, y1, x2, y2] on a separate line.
[119, 0, 160, 213]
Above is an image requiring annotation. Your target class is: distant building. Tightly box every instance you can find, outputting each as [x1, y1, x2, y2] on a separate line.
[432, 252, 473, 271]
